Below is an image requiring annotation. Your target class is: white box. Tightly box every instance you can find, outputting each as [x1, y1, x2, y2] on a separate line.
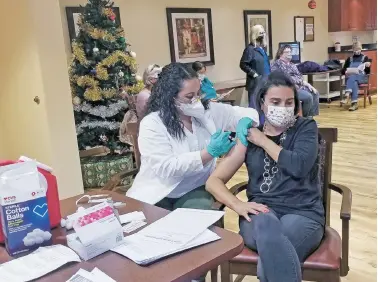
[67, 202, 123, 261]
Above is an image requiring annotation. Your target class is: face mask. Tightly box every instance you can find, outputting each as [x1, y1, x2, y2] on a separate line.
[265, 105, 295, 128]
[177, 98, 205, 118]
[198, 74, 205, 81]
[354, 50, 361, 55]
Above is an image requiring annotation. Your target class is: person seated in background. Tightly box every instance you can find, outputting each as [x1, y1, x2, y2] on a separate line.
[271, 45, 319, 117]
[206, 71, 324, 282]
[192, 61, 219, 101]
[135, 64, 162, 118]
[341, 41, 371, 111]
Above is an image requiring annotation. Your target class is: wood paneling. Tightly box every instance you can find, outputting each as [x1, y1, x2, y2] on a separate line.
[216, 99, 377, 282]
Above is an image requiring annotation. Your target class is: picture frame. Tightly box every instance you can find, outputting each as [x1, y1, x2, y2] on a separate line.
[66, 6, 121, 46]
[294, 16, 315, 43]
[243, 10, 273, 59]
[166, 8, 215, 66]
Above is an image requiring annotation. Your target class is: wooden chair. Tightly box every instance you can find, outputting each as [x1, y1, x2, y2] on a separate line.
[214, 128, 352, 282]
[101, 121, 140, 193]
[340, 74, 373, 108]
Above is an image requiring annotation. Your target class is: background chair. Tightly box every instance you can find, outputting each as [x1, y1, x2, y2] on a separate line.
[214, 128, 352, 282]
[340, 74, 373, 108]
[101, 121, 140, 193]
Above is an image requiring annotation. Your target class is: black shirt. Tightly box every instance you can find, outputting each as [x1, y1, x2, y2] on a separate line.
[245, 118, 325, 225]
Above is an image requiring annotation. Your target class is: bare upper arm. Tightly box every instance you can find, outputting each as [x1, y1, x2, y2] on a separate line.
[211, 141, 247, 183]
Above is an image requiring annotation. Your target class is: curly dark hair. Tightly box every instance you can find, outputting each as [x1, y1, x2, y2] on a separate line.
[146, 62, 209, 140]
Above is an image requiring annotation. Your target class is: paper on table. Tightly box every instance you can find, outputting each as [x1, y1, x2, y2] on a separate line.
[119, 211, 146, 224]
[0, 245, 81, 282]
[138, 208, 224, 245]
[140, 208, 223, 243]
[66, 268, 116, 282]
[122, 220, 147, 233]
[112, 229, 220, 265]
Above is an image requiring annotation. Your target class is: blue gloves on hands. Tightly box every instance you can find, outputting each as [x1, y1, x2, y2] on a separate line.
[236, 117, 253, 147]
[207, 129, 236, 158]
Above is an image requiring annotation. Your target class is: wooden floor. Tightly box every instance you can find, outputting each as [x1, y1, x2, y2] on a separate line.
[210, 98, 377, 282]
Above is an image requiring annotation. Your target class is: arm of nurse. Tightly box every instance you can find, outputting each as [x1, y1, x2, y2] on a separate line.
[139, 115, 213, 179]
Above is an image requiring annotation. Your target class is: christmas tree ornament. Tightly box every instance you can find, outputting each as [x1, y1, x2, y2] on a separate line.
[135, 75, 142, 81]
[90, 69, 97, 75]
[93, 47, 99, 53]
[72, 96, 82, 105]
[308, 0, 316, 9]
[130, 51, 136, 58]
[118, 37, 126, 43]
[110, 15, 116, 21]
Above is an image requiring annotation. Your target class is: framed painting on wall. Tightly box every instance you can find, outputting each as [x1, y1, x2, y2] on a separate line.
[243, 10, 273, 59]
[65, 6, 121, 46]
[166, 8, 215, 65]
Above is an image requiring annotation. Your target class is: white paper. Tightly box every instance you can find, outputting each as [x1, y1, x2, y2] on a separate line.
[306, 24, 314, 35]
[295, 17, 304, 47]
[66, 268, 116, 282]
[0, 245, 81, 282]
[138, 208, 224, 245]
[112, 229, 220, 265]
[119, 211, 146, 224]
[122, 220, 147, 233]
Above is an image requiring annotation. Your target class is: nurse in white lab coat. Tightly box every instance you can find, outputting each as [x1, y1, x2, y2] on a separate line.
[127, 63, 259, 211]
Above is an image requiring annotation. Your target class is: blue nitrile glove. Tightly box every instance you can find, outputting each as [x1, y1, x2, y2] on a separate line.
[236, 117, 253, 147]
[207, 130, 236, 158]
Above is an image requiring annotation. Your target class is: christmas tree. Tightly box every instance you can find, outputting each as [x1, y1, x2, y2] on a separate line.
[69, 0, 143, 153]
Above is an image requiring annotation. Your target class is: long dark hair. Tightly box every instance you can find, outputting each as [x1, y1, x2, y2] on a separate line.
[146, 62, 208, 139]
[254, 70, 300, 124]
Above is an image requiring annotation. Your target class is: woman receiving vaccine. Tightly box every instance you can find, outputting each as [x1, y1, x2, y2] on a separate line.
[206, 71, 324, 282]
[126, 62, 259, 212]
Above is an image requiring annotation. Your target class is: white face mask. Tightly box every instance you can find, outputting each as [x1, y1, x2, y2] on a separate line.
[198, 74, 205, 81]
[265, 105, 295, 128]
[177, 98, 205, 118]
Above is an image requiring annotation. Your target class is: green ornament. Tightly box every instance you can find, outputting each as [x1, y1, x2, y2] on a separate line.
[118, 37, 126, 43]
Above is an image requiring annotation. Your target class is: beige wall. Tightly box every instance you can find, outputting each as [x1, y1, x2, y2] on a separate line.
[0, 0, 83, 199]
[59, 0, 328, 82]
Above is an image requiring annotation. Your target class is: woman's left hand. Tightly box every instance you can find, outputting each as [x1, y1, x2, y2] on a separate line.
[247, 128, 267, 147]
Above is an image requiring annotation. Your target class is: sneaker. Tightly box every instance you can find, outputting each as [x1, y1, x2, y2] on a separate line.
[349, 102, 359, 111]
[341, 93, 350, 104]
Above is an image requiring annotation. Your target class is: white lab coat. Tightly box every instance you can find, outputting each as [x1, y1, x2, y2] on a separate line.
[126, 102, 259, 204]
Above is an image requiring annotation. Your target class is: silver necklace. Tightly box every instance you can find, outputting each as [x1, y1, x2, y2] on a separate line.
[259, 121, 295, 193]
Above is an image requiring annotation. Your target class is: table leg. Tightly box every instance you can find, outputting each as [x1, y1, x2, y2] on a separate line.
[220, 262, 232, 282]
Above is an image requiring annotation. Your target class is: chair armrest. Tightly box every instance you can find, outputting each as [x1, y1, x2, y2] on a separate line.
[211, 181, 249, 211]
[102, 168, 139, 191]
[229, 181, 248, 196]
[330, 182, 352, 276]
[329, 183, 352, 220]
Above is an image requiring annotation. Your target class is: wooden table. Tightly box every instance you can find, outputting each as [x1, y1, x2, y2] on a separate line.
[0, 191, 244, 282]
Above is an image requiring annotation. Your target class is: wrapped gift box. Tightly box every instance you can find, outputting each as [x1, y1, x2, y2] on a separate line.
[80, 153, 134, 189]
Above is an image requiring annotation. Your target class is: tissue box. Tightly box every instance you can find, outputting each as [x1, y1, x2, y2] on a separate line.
[67, 229, 123, 261]
[0, 162, 52, 256]
[67, 202, 123, 260]
[80, 154, 133, 189]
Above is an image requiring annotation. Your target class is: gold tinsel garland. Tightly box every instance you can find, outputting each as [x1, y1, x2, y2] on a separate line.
[96, 51, 137, 80]
[102, 8, 115, 18]
[127, 80, 145, 95]
[80, 22, 116, 42]
[72, 42, 90, 66]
